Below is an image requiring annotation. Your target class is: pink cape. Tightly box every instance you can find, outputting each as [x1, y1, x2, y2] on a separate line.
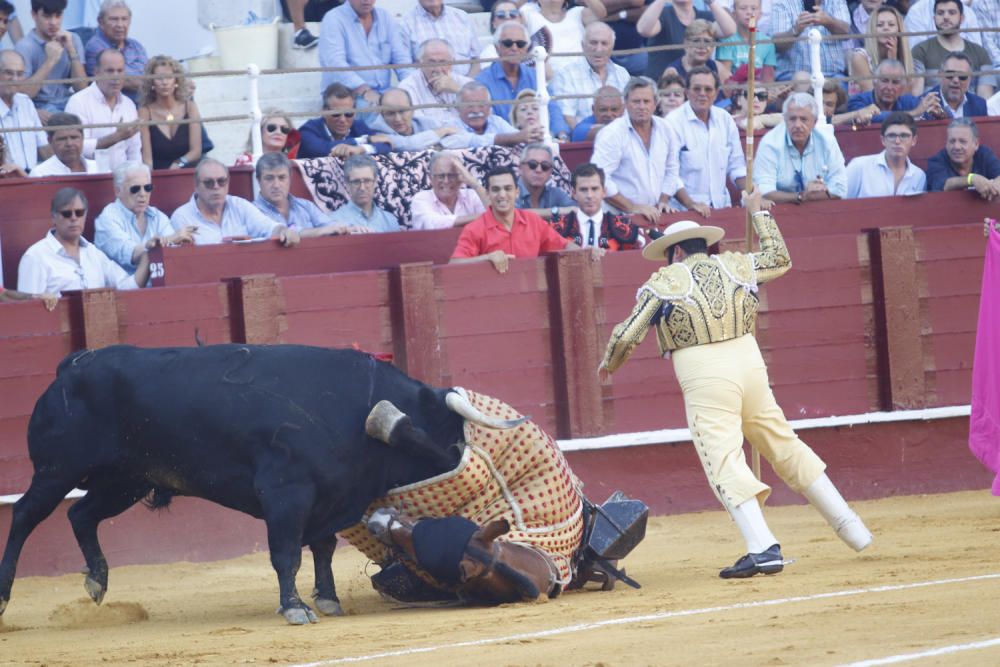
[969, 220, 1000, 496]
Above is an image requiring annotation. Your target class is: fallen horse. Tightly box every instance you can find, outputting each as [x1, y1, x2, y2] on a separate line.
[0, 345, 646, 624]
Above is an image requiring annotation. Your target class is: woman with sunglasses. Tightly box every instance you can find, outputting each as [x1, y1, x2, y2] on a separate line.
[480, 1, 547, 68]
[138, 55, 202, 171]
[18, 187, 152, 296]
[234, 112, 302, 167]
[95, 161, 196, 276]
[729, 86, 781, 131]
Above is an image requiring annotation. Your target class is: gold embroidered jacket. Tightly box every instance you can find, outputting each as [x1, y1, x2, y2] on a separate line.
[601, 211, 791, 372]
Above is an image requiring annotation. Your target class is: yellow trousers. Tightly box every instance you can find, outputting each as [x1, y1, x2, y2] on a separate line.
[672, 334, 826, 510]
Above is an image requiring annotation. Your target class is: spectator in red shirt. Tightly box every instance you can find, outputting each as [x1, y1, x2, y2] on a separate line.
[450, 165, 580, 273]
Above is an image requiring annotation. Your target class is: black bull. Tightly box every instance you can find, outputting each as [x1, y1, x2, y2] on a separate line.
[0, 344, 567, 624]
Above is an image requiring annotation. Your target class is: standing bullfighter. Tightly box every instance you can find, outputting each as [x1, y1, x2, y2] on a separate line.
[598, 189, 872, 578]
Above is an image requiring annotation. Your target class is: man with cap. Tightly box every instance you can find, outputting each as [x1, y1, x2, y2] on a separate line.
[598, 189, 872, 579]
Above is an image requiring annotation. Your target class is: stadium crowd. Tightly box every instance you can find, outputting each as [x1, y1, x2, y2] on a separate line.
[2, 0, 1000, 297]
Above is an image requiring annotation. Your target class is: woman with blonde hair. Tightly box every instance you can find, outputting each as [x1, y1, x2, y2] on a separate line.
[511, 89, 542, 130]
[233, 112, 302, 166]
[849, 7, 917, 96]
[137, 55, 202, 170]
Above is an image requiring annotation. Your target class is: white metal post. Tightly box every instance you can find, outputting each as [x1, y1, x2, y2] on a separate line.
[531, 45, 556, 152]
[808, 29, 827, 127]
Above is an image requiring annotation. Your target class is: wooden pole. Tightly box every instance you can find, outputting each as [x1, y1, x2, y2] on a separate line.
[744, 17, 762, 482]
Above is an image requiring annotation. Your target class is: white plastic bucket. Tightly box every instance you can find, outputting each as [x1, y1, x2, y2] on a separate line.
[213, 20, 279, 71]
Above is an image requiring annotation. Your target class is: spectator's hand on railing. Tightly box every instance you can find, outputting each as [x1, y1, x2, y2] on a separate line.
[970, 174, 1000, 201]
[633, 204, 663, 226]
[275, 227, 301, 248]
[656, 200, 677, 215]
[34, 293, 59, 311]
[0, 163, 26, 178]
[330, 144, 366, 158]
[689, 202, 711, 218]
[169, 226, 199, 246]
[434, 127, 458, 138]
[486, 249, 515, 274]
[589, 246, 606, 262]
[803, 176, 830, 201]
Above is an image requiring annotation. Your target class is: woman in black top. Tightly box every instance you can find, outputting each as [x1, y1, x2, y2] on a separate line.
[138, 55, 202, 171]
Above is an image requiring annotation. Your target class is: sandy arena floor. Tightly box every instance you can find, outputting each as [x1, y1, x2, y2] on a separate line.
[2, 490, 1000, 667]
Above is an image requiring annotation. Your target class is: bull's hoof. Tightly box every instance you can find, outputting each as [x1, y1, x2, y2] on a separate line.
[313, 597, 344, 616]
[84, 574, 106, 605]
[278, 604, 318, 625]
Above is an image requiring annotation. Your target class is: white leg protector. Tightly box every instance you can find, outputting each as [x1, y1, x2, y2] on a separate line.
[804, 473, 873, 552]
[730, 498, 779, 554]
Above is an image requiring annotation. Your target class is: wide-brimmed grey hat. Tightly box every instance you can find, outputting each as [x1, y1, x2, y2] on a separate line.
[642, 219, 725, 261]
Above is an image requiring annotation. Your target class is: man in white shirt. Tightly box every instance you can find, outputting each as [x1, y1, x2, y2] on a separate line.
[170, 159, 300, 247]
[591, 76, 688, 226]
[30, 111, 99, 176]
[399, 0, 480, 77]
[18, 186, 150, 295]
[846, 112, 927, 198]
[549, 22, 630, 130]
[439, 81, 542, 149]
[0, 49, 49, 172]
[64, 47, 139, 171]
[370, 87, 457, 152]
[410, 152, 488, 230]
[665, 66, 747, 215]
[398, 38, 471, 128]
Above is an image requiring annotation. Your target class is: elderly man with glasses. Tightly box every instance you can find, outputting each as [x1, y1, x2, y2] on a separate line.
[410, 152, 488, 230]
[298, 83, 392, 159]
[95, 160, 195, 276]
[19, 186, 151, 296]
[329, 154, 399, 233]
[169, 158, 300, 247]
[515, 143, 574, 220]
[753, 92, 846, 204]
[475, 21, 571, 140]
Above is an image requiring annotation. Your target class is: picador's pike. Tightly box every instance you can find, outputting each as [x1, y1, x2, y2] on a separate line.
[0, 345, 645, 624]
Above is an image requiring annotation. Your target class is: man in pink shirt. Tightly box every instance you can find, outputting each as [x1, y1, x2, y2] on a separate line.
[410, 152, 489, 230]
[450, 165, 579, 273]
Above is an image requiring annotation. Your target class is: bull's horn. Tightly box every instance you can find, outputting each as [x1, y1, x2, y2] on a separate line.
[445, 389, 528, 430]
[366, 400, 407, 444]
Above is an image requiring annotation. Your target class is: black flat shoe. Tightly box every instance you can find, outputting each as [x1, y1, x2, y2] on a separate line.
[719, 543, 783, 579]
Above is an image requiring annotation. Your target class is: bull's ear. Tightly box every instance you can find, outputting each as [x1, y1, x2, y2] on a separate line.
[458, 557, 486, 583]
[477, 519, 511, 544]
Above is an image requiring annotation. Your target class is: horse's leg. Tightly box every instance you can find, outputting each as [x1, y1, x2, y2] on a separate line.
[67, 477, 151, 605]
[368, 508, 417, 558]
[309, 535, 343, 616]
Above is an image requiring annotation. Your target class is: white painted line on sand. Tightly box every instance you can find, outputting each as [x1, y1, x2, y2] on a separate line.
[286, 572, 1000, 667]
[837, 636, 1000, 666]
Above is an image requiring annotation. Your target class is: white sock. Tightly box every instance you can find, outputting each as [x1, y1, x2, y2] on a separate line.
[730, 497, 778, 554]
[804, 473, 873, 551]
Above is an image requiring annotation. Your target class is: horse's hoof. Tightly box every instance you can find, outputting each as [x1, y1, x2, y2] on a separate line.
[367, 508, 398, 545]
[314, 597, 344, 616]
[84, 575, 106, 605]
[279, 605, 318, 625]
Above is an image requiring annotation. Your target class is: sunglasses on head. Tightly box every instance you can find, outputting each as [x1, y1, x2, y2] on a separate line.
[58, 208, 87, 219]
[200, 177, 229, 189]
[524, 159, 552, 172]
[500, 39, 528, 49]
[265, 123, 291, 134]
[129, 183, 154, 195]
[495, 9, 520, 18]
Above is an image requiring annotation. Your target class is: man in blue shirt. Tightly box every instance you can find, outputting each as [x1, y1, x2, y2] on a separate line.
[475, 22, 570, 140]
[923, 52, 989, 119]
[298, 83, 392, 159]
[253, 152, 360, 237]
[318, 0, 411, 108]
[847, 60, 927, 123]
[329, 154, 400, 232]
[571, 86, 624, 142]
[926, 117, 1000, 196]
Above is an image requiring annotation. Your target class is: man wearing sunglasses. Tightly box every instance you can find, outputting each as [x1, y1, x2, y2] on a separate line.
[298, 83, 392, 159]
[845, 112, 926, 199]
[515, 143, 574, 220]
[96, 161, 196, 277]
[30, 111, 100, 177]
[475, 22, 571, 140]
[169, 158, 300, 247]
[921, 52, 988, 119]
